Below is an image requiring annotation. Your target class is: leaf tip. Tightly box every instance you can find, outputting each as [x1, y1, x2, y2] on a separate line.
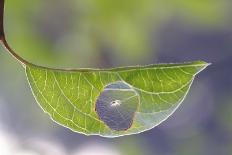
[194, 60, 211, 66]
[192, 60, 211, 75]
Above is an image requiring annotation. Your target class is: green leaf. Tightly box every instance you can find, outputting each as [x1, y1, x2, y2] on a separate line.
[25, 61, 209, 137]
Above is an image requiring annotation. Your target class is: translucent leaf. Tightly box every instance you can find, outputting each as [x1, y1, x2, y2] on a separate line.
[26, 61, 209, 137]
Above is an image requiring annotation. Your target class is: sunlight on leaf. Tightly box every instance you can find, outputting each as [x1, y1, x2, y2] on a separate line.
[25, 61, 209, 137]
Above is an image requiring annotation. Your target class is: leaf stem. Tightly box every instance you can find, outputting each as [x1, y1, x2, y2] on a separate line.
[1, 37, 29, 66]
[0, 0, 210, 72]
[0, 0, 29, 67]
[0, 0, 4, 38]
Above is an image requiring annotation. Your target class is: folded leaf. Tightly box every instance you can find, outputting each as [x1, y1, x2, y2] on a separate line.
[26, 61, 209, 137]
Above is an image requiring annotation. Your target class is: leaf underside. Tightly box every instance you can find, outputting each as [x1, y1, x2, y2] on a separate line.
[26, 61, 209, 137]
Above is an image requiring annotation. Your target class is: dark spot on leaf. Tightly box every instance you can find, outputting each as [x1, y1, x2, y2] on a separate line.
[95, 81, 139, 131]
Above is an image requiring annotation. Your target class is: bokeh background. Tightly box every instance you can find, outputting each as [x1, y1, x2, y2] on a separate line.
[0, 0, 232, 154]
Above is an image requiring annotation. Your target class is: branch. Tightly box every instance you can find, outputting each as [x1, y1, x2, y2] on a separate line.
[0, 0, 5, 39]
[0, 0, 29, 66]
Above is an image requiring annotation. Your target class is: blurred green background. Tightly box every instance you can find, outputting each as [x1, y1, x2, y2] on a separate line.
[0, 0, 232, 154]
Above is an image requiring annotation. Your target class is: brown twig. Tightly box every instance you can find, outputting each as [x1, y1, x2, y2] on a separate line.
[0, 0, 5, 38]
[0, 0, 29, 66]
